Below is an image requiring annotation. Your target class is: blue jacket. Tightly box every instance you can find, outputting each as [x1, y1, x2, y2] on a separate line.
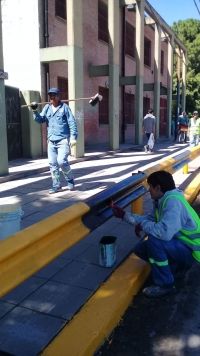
[33, 102, 78, 141]
[123, 189, 197, 241]
[178, 115, 188, 126]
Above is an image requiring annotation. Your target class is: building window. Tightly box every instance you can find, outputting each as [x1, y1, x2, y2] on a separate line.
[98, 0, 108, 43]
[57, 77, 68, 100]
[125, 22, 135, 59]
[125, 93, 135, 124]
[143, 97, 150, 117]
[55, 0, 66, 20]
[161, 50, 164, 75]
[99, 87, 109, 124]
[144, 37, 151, 67]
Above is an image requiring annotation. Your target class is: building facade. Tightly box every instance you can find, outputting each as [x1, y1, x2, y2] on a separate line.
[1, 0, 187, 166]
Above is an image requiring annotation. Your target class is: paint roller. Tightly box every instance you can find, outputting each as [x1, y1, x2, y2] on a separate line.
[21, 93, 103, 108]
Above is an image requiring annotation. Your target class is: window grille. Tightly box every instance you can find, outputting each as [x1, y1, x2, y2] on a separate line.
[98, 1, 109, 43]
[55, 0, 67, 20]
[99, 87, 109, 124]
[58, 77, 68, 100]
[125, 22, 135, 58]
[144, 37, 151, 67]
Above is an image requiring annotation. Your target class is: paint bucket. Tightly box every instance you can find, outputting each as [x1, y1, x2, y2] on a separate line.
[99, 236, 117, 267]
[0, 204, 24, 240]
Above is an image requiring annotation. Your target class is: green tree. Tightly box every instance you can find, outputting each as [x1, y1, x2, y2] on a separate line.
[171, 19, 200, 115]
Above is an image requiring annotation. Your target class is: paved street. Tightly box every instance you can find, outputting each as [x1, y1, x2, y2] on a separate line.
[0, 139, 199, 356]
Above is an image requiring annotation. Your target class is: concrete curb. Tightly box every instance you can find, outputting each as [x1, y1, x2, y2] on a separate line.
[41, 254, 150, 356]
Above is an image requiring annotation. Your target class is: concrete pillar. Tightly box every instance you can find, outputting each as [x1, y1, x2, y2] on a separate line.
[108, 0, 119, 150]
[0, 2, 8, 175]
[181, 51, 187, 112]
[166, 36, 174, 138]
[135, 0, 144, 145]
[154, 23, 161, 141]
[67, 0, 84, 158]
[20, 91, 43, 158]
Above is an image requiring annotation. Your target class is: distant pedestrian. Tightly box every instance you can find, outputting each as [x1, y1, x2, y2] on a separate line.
[177, 111, 189, 143]
[173, 116, 179, 142]
[188, 111, 200, 147]
[30, 88, 78, 194]
[142, 109, 156, 153]
[171, 116, 175, 136]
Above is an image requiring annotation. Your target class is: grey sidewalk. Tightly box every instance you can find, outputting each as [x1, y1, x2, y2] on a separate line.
[0, 139, 199, 356]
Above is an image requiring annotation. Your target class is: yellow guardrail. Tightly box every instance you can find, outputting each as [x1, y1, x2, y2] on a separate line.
[132, 145, 200, 214]
[0, 145, 199, 298]
[0, 202, 90, 297]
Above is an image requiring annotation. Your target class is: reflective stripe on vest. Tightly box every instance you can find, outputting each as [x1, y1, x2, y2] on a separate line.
[156, 194, 200, 262]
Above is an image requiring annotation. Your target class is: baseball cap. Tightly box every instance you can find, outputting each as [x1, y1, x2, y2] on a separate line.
[193, 111, 198, 114]
[48, 88, 60, 95]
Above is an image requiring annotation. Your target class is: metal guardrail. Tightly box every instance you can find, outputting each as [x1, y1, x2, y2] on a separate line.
[0, 145, 199, 297]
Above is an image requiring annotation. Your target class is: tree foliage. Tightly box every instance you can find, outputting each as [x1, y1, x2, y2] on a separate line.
[171, 19, 200, 115]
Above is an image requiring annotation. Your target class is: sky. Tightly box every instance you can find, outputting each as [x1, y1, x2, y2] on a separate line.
[148, 0, 200, 26]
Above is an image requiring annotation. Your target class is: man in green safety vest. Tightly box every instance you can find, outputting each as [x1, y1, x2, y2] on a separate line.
[112, 171, 200, 298]
[189, 111, 200, 147]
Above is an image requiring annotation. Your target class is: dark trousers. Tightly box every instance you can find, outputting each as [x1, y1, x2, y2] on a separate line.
[145, 133, 152, 152]
[133, 234, 196, 285]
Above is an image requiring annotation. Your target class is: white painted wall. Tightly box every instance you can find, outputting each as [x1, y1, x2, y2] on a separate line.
[2, 0, 41, 91]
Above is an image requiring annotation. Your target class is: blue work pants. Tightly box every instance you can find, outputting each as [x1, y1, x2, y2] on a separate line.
[48, 139, 74, 188]
[190, 133, 199, 148]
[133, 235, 196, 285]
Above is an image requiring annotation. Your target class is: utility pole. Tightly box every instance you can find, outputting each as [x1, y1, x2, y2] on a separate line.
[176, 47, 181, 118]
[0, 0, 8, 175]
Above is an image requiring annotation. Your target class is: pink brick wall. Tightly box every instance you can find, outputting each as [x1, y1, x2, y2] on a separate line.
[40, 0, 169, 150]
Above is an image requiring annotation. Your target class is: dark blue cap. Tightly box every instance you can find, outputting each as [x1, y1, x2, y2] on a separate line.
[48, 88, 60, 95]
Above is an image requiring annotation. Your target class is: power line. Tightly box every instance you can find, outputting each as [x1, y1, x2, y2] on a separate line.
[193, 0, 200, 16]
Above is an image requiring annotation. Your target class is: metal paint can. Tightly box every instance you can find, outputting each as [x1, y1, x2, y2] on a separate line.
[99, 236, 117, 267]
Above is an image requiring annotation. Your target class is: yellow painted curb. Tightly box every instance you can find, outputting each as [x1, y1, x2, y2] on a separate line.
[184, 173, 200, 205]
[42, 254, 150, 356]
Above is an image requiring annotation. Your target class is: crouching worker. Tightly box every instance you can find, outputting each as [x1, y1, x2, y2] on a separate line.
[112, 171, 200, 298]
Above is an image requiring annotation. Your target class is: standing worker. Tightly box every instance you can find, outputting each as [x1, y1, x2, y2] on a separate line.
[30, 88, 78, 194]
[142, 108, 156, 153]
[188, 111, 200, 148]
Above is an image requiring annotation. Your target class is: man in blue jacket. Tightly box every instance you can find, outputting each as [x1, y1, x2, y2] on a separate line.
[112, 171, 200, 298]
[31, 88, 78, 194]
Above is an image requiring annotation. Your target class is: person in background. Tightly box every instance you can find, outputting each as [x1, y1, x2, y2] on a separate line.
[177, 111, 189, 143]
[112, 171, 200, 298]
[142, 108, 156, 153]
[30, 88, 78, 194]
[188, 111, 200, 147]
[171, 116, 175, 137]
[173, 115, 178, 142]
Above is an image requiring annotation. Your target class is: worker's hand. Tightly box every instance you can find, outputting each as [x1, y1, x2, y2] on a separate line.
[30, 102, 38, 112]
[70, 140, 77, 147]
[112, 206, 125, 219]
[135, 223, 142, 237]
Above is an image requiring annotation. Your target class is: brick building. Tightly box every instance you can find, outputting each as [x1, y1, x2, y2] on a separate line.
[1, 0, 187, 162]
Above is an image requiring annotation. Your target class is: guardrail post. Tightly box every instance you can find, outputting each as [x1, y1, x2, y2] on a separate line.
[131, 197, 143, 215]
[183, 164, 188, 174]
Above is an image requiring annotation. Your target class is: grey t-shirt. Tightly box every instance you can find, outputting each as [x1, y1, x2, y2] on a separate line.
[142, 114, 155, 133]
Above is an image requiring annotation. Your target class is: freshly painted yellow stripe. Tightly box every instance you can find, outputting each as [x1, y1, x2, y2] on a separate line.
[42, 254, 150, 356]
[184, 173, 200, 205]
[0, 202, 90, 297]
